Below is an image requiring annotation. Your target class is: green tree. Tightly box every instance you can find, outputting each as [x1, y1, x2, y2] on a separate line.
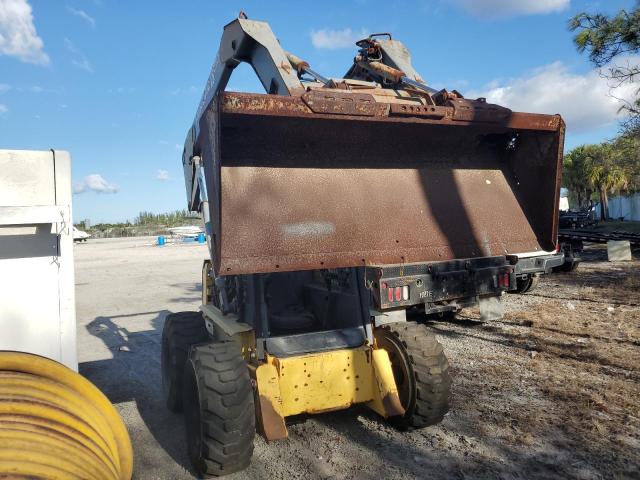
[563, 145, 594, 209]
[611, 125, 640, 192]
[570, 3, 640, 124]
[585, 144, 630, 220]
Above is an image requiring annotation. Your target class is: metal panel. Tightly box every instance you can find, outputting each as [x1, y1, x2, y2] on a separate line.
[0, 205, 68, 225]
[0, 149, 55, 205]
[0, 149, 77, 370]
[199, 93, 563, 275]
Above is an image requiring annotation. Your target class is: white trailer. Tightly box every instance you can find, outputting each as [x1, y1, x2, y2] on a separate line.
[0, 149, 77, 370]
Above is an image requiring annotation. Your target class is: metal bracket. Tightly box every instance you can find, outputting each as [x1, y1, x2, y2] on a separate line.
[371, 308, 406, 327]
[301, 91, 387, 116]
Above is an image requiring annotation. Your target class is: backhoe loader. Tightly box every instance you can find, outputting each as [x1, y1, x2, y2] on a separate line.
[161, 13, 564, 476]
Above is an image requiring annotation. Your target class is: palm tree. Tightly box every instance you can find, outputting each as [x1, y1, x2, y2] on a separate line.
[587, 144, 630, 220]
[563, 146, 594, 209]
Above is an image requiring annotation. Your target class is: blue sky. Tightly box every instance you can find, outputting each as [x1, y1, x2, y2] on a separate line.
[0, 0, 636, 223]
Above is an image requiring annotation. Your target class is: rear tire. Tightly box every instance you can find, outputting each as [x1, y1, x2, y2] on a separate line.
[512, 274, 539, 294]
[161, 311, 209, 412]
[374, 321, 451, 429]
[559, 260, 580, 272]
[183, 342, 255, 477]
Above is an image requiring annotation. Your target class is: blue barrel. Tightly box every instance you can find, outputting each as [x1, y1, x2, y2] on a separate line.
[157, 235, 165, 246]
[197, 233, 205, 244]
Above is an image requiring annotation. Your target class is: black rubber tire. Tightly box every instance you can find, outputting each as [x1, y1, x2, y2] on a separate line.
[511, 275, 539, 294]
[161, 311, 209, 412]
[425, 309, 457, 321]
[183, 342, 255, 477]
[559, 260, 580, 272]
[526, 274, 540, 292]
[374, 321, 451, 429]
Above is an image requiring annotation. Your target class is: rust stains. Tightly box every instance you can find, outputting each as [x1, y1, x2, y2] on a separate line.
[256, 395, 288, 441]
[382, 392, 405, 417]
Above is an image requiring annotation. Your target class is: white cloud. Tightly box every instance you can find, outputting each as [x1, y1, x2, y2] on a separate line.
[0, 0, 49, 65]
[66, 6, 95, 28]
[310, 28, 368, 50]
[64, 37, 93, 72]
[0, 83, 10, 93]
[451, 0, 569, 19]
[0, 104, 7, 114]
[73, 174, 118, 194]
[466, 61, 638, 133]
[155, 169, 169, 181]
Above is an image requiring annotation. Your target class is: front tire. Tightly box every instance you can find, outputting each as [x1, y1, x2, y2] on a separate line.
[183, 342, 255, 477]
[375, 321, 451, 429]
[161, 311, 209, 412]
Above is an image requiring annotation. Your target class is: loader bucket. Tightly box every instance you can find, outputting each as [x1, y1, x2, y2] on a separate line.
[197, 92, 564, 275]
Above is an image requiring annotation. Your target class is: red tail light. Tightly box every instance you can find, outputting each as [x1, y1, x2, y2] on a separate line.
[395, 287, 401, 301]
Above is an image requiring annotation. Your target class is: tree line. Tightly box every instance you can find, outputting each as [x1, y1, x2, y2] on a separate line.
[77, 209, 199, 234]
[134, 209, 197, 226]
[563, 125, 639, 219]
[564, 3, 640, 220]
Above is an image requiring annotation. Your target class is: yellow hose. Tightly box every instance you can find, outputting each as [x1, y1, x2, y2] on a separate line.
[0, 352, 133, 480]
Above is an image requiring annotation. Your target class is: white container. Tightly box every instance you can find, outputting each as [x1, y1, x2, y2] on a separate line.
[0, 150, 77, 370]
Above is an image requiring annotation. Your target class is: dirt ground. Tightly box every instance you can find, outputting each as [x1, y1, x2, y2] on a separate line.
[74, 238, 640, 480]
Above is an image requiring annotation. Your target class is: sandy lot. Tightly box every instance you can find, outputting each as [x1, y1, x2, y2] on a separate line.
[75, 238, 640, 480]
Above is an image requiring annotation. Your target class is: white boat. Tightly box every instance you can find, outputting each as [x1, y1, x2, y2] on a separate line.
[73, 226, 91, 242]
[167, 225, 203, 238]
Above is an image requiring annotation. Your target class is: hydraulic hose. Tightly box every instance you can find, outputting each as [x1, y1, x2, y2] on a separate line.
[0, 351, 133, 480]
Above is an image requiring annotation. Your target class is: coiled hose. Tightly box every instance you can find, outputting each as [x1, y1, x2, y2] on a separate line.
[0, 351, 133, 480]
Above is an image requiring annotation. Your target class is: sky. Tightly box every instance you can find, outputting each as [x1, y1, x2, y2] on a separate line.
[0, 0, 637, 223]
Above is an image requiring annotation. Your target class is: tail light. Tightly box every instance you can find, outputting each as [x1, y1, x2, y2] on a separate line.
[497, 272, 510, 288]
[382, 284, 410, 304]
[381, 282, 394, 302]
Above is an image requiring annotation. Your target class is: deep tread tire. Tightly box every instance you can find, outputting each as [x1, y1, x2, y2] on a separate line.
[161, 311, 209, 412]
[183, 342, 255, 477]
[375, 321, 451, 429]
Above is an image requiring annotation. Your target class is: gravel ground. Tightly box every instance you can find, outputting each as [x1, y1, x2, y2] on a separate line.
[75, 238, 640, 479]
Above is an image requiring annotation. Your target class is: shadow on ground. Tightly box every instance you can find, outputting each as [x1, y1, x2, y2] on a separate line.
[80, 311, 196, 476]
[168, 282, 202, 303]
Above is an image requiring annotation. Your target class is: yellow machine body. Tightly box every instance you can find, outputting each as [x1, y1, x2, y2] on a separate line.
[253, 346, 403, 440]
[200, 272, 405, 441]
